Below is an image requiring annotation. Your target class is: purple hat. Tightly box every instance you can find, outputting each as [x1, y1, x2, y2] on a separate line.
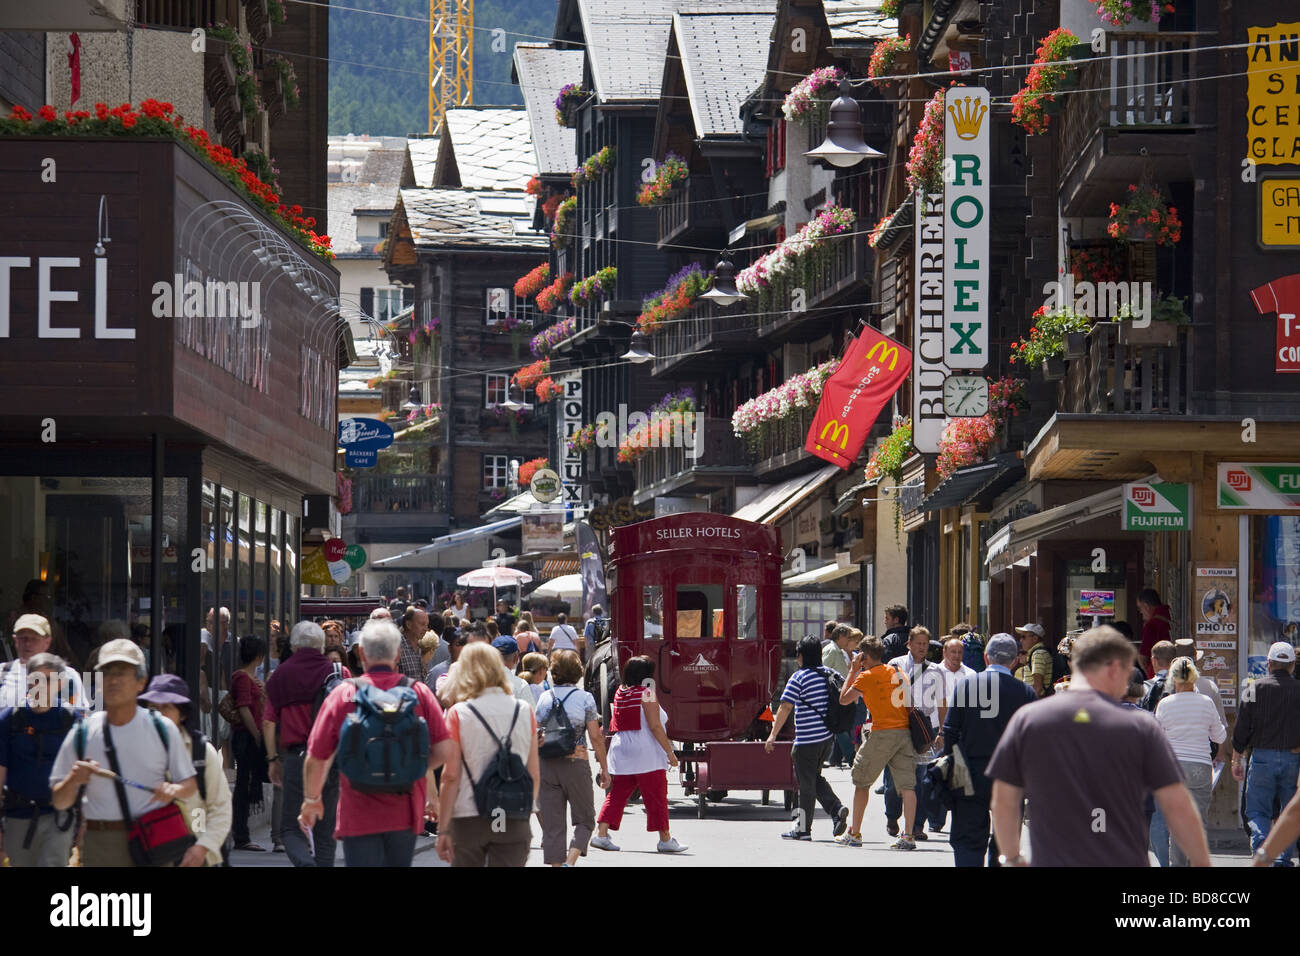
[138, 673, 193, 707]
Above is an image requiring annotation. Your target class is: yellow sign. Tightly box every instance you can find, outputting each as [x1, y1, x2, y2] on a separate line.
[818, 420, 850, 449]
[1247, 23, 1300, 166]
[947, 95, 988, 141]
[865, 340, 900, 371]
[1261, 176, 1300, 246]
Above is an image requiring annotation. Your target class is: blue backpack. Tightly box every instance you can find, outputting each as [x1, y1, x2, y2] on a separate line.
[337, 678, 429, 793]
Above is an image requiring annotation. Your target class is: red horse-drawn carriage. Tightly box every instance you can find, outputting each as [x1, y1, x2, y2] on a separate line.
[589, 513, 797, 817]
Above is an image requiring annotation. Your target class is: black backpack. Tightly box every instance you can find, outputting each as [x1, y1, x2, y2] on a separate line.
[538, 688, 580, 758]
[190, 728, 233, 866]
[588, 618, 609, 644]
[312, 663, 345, 720]
[807, 667, 856, 735]
[1141, 675, 1169, 713]
[461, 701, 533, 820]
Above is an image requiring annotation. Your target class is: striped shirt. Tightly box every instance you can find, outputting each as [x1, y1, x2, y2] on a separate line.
[781, 668, 835, 746]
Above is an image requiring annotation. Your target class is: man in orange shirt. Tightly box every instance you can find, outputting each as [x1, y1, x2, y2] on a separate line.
[836, 635, 918, 849]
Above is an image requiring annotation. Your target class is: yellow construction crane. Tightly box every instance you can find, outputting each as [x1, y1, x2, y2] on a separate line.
[428, 0, 474, 135]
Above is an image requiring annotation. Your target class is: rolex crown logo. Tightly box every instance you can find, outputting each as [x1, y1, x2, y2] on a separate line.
[948, 96, 988, 140]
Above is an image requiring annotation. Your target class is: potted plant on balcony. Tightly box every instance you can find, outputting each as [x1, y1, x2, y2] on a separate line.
[868, 35, 913, 95]
[865, 418, 913, 544]
[1115, 294, 1189, 347]
[730, 360, 838, 452]
[782, 66, 845, 126]
[905, 88, 945, 194]
[572, 146, 616, 187]
[1097, 0, 1173, 27]
[637, 152, 688, 207]
[569, 267, 617, 308]
[554, 83, 589, 128]
[1107, 183, 1182, 246]
[1010, 306, 1092, 381]
[1010, 28, 1081, 135]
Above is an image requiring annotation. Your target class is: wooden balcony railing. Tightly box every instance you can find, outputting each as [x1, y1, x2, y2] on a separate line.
[657, 177, 724, 249]
[350, 474, 449, 513]
[757, 232, 863, 338]
[754, 409, 814, 469]
[1060, 32, 1203, 168]
[138, 0, 241, 29]
[1058, 322, 1192, 415]
[633, 416, 754, 492]
[649, 298, 760, 375]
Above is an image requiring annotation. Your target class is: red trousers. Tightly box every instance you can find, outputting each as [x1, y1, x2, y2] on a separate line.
[597, 769, 669, 832]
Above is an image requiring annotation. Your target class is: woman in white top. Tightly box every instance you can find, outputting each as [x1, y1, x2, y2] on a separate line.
[1154, 657, 1227, 867]
[547, 612, 581, 655]
[436, 642, 539, 867]
[590, 655, 687, 854]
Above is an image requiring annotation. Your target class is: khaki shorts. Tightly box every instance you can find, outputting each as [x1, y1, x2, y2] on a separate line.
[850, 727, 915, 791]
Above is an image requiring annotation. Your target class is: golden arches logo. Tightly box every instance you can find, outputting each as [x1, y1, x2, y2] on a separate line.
[947, 95, 988, 141]
[865, 340, 900, 371]
[818, 420, 850, 449]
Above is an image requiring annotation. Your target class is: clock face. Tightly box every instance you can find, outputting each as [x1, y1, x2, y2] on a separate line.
[943, 375, 989, 417]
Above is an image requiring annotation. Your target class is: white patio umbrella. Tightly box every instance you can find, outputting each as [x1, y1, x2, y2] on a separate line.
[527, 572, 583, 604]
[456, 566, 534, 609]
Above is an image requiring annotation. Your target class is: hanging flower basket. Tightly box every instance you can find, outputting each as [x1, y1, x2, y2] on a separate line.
[782, 66, 844, 124]
[1096, 0, 1172, 28]
[551, 196, 577, 247]
[554, 83, 589, 128]
[1010, 28, 1080, 135]
[868, 35, 913, 85]
[906, 89, 946, 194]
[1107, 183, 1182, 246]
[1010, 305, 1092, 367]
[637, 152, 688, 207]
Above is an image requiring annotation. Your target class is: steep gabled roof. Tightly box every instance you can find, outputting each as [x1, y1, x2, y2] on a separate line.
[403, 137, 441, 188]
[512, 43, 584, 176]
[672, 7, 775, 137]
[397, 188, 547, 250]
[434, 108, 537, 190]
[822, 0, 897, 44]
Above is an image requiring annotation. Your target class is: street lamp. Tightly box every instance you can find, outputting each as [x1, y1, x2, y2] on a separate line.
[500, 382, 532, 411]
[805, 79, 885, 168]
[701, 255, 745, 306]
[620, 330, 654, 364]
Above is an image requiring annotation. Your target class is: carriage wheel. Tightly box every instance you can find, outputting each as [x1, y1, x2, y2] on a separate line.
[783, 790, 794, 811]
[598, 660, 611, 727]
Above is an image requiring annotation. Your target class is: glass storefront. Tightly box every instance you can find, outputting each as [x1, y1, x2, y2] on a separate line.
[782, 591, 855, 642]
[1063, 557, 1129, 635]
[1249, 515, 1300, 677]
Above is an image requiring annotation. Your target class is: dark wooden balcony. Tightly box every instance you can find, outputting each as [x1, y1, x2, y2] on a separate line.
[757, 232, 864, 341]
[631, 416, 756, 504]
[753, 408, 817, 477]
[1058, 32, 1208, 215]
[342, 473, 450, 543]
[1058, 322, 1192, 415]
[649, 298, 762, 378]
[657, 177, 725, 251]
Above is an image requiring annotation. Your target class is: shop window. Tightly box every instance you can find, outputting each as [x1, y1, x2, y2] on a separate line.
[781, 594, 854, 644]
[237, 494, 253, 640]
[1250, 516, 1300, 675]
[643, 585, 663, 639]
[736, 584, 757, 640]
[254, 501, 268, 640]
[1064, 558, 1128, 635]
[676, 583, 724, 638]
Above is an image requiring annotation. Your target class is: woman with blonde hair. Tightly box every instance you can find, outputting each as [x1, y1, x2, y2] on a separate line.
[519, 652, 550, 702]
[436, 642, 539, 867]
[1153, 656, 1226, 866]
[514, 613, 543, 657]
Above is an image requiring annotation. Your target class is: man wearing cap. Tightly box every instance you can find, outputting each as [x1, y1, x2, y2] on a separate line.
[1014, 624, 1053, 698]
[942, 634, 1038, 866]
[1232, 641, 1300, 866]
[48, 639, 196, 867]
[0, 615, 86, 712]
[0, 653, 81, 866]
[493, 636, 536, 711]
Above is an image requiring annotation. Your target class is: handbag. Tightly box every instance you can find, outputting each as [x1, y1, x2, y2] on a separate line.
[907, 707, 936, 753]
[217, 690, 239, 726]
[103, 714, 197, 867]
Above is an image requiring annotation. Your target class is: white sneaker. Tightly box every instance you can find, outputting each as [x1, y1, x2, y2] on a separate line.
[589, 835, 620, 851]
[656, 837, 688, 853]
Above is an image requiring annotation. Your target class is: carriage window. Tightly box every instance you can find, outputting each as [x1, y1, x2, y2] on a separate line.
[642, 586, 663, 639]
[676, 584, 724, 638]
[736, 585, 757, 640]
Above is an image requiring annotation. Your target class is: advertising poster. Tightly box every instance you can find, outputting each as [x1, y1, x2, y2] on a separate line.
[1078, 590, 1115, 616]
[521, 510, 564, 553]
[1194, 565, 1239, 710]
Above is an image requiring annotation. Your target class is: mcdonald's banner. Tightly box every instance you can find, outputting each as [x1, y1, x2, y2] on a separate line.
[805, 327, 912, 469]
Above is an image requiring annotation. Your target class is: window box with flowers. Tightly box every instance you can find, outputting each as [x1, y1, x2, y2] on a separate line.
[782, 66, 844, 126]
[1097, 0, 1174, 27]
[868, 35, 913, 93]
[514, 262, 551, 299]
[554, 83, 589, 128]
[398, 403, 443, 438]
[1010, 28, 1080, 136]
[569, 267, 617, 308]
[536, 273, 574, 313]
[535, 377, 563, 403]
[513, 358, 551, 390]
[531, 317, 576, 357]
[1, 100, 333, 259]
[572, 146, 616, 187]
[551, 196, 577, 248]
[1114, 294, 1189, 347]
[637, 153, 688, 207]
[935, 378, 1027, 478]
[1107, 183, 1182, 246]
[906, 88, 945, 194]
[735, 204, 856, 309]
[730, 360, 838, 451]
[618, 390, 697, 464]
[518, 458, 549, 487]
[208, 25, 261, 120]
[637, 263, 711, 334]
[865, 419, 913, 542]
[1010, 306, 1092, 381]
[566, 422, 605, 455]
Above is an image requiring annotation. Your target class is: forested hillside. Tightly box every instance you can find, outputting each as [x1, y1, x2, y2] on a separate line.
[329, 0, 560, 136]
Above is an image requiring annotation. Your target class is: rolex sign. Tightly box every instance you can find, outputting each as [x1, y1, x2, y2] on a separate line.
[943, 87, 989, 370]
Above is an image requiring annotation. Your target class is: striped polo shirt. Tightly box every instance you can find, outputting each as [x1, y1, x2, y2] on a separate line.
[781, 667, 835, 745]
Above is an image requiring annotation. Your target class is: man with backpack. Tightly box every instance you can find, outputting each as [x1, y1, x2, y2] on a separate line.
[822, 625, 858, 769]
[0, 653, 81, 866]
[263, 621, 351, 867]
[583, 605, 609, 652]
[764, 635, 850, 841]
[1142, 641, 1178, 712]
[300, 619, 452, 867]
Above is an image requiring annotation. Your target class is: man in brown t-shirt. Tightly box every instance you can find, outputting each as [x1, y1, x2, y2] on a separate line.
[986, 625, 1211, 867]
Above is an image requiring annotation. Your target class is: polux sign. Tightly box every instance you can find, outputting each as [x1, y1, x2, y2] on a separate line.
[0, 254, 134, 339]
[943, 87, 989, 369]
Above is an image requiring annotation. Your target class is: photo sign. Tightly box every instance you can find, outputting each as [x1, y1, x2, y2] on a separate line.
[943, 86, 989, 369]
[1194, 565, 1237, 636]
[338, 417, 394, 468]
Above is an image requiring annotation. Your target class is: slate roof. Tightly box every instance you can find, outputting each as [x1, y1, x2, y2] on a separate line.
[437, 108, 537, 190]
[673, 8, 775, 137]
[512, 43, 583, 176]
[822, 0, 898, 43]
[405, 137, 441, 187]
[398, 188, 547, 250]
[328, 178, 403, 258]
[577, 0, 767, 102]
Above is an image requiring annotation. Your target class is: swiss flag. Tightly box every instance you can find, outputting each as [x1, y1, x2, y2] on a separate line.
[805, 326, 912, 469]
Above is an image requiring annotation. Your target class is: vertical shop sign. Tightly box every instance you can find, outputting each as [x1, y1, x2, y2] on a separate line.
[943, 87, 989, 369]
[913, 192, 948, 452]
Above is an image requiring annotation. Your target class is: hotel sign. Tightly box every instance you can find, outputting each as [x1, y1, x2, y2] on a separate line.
[943, 86, 989, 369]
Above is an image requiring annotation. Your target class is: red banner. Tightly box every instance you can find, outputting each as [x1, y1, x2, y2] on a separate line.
[805, 327, 912, 469]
